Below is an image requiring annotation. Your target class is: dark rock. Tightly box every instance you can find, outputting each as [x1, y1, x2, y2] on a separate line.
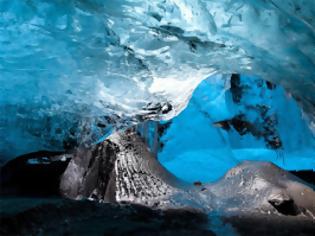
[290, 170, 315, 186]
[0, 151, 71, 197]
[268, 198, 301, 216]
[60, 131, 315, 218]
[210, 161, 315, 216]
[0, 199, 212, 236]
[1, 197, 314, 236]
[193, 181, 202, 186]
[2, 131, 314, 235]
[60, 139, 119, 202]
[60, 130, 186, 207]
[224, 213, 315, 236]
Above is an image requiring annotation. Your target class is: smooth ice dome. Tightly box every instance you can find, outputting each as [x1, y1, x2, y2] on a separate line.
[1, 0, 315, 158]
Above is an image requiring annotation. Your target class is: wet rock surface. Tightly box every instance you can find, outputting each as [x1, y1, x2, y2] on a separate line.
[223, 213, 315, 236]
[1, 131, 315, 235]
[60, 131, 315, 218]
[0, 198, 212, 236]
[210, 161, 315, 217]
[59, 139, 118, 202]
[0, 198, 314, 236]
[60, 130, 187, 208]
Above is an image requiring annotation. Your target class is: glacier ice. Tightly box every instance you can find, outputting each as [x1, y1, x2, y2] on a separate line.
[1, 0, 315, 158]
[157, 75, 315, 182]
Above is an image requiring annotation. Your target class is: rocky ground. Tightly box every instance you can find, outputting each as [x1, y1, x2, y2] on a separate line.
[0, 131, 314, 235]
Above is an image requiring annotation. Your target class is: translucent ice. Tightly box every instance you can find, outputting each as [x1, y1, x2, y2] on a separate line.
[157, 75, 315, 182]
[1, 0, 315, 158]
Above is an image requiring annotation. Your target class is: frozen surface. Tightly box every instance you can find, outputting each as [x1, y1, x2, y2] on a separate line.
[1, 0, 315, 159]
[158, 75, 315, 182]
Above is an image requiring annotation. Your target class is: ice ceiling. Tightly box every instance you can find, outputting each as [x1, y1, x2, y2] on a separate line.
[1, 0, 315, 158]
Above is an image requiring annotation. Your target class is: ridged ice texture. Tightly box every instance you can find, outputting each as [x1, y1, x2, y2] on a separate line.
[1, 0, 315, 158]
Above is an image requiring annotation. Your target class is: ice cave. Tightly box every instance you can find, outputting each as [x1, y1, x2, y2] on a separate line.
[0, 0, 315, 235]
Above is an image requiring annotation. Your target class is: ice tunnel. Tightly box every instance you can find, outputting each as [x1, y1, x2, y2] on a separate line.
[1, 0, 315, 158]
[0, 0, 315, 235]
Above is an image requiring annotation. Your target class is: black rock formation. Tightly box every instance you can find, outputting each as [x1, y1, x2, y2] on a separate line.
[1, 130, 315, 235]
[60, 130, 187, 208]
[290, 170, 315, 186]
[0, 199, 212, 236]
[60, 131, 315, 220]
[0, 151, 71, 197]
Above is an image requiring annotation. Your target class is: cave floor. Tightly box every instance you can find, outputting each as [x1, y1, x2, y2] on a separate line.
[0, 197, 314, 236]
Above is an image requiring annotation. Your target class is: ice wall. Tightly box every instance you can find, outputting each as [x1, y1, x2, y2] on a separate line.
[1, 0, 315, 159]
[158, 75, 315, 182]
